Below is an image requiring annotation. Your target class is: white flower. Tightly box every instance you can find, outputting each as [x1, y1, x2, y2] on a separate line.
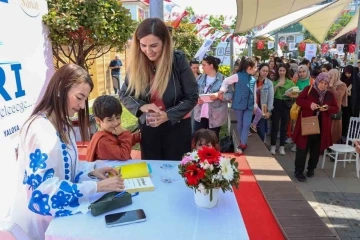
[190, 150, 199, 162]
[219, 157, 234, 181]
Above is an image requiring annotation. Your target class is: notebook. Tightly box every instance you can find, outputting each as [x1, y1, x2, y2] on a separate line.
[110, 162, 154, 193]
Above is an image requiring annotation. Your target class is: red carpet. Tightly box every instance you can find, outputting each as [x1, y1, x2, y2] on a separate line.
[224, 154, 285, 240]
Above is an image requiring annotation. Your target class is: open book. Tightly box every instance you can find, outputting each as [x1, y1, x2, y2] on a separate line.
[111, 162, 154, 193]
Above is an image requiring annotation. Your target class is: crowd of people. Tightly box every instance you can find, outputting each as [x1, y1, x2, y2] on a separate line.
[8, 17, 360, 239]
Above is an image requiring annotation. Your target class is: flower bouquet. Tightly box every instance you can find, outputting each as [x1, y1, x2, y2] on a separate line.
[178, 146, 240, 208]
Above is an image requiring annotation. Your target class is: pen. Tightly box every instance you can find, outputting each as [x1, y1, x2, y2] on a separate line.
[112, 191, 126, 199]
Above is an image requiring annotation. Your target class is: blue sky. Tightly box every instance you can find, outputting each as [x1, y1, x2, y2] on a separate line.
[172, 0, 237, 15]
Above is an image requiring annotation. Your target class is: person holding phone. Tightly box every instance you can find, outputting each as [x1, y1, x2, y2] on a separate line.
[9, 64, 125, 240]
[120, 18, 198, 160]
[292, 72, 339, 181]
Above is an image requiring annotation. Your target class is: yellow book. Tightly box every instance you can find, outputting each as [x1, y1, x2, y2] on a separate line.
[110, 162, 154, 193]
[112, 162, 150, 179]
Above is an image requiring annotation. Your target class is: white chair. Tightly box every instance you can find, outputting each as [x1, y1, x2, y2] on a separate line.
[0, 220, 31, 240]
[321, 117, 360, 178]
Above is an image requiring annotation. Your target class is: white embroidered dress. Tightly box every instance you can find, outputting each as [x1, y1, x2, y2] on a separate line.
[9, 114, 97, 240]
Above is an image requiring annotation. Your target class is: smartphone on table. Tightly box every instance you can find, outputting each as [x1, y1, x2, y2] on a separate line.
[105, 209, 146, 227]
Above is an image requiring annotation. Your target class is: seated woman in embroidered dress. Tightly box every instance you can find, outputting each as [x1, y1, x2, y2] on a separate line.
[9, 64, 125, 240]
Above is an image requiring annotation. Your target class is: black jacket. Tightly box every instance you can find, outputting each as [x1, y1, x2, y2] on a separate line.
[120, 51, 199, 125]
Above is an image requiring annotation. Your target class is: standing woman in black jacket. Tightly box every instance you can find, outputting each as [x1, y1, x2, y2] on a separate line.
[340, 65, 360, 138]
[120, 18, 198, 160]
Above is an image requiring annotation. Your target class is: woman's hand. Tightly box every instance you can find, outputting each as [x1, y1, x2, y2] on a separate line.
[90, 167, 119, 180]
[310, 103, 319, 110]
[147, 111, 169, 127]
[319, 105, 329, 111]
[209, 92, 224, 101]
[139, 103, 162, 113]
[97, 176, 125, 192]
[263, 112, 271, 119]
[275, 81, 285, 88]
[197, 98, 204, 105]
[355, 141, 360, 154]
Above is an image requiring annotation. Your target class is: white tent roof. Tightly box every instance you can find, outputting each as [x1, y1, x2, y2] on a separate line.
[332, 10, 359, 40]
[235, 0, 325, 33]
[300, 0, 352, 43]
[253, 3, 333, 38]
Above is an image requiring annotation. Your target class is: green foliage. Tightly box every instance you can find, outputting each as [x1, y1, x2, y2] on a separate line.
[43, 0, 136, 70]
[252, 36, 273, 60]
[172, 23, 202, 60]
[302, 29, 320, 44]
[218, 65, 231, 77]
[326, 13, 352, 41]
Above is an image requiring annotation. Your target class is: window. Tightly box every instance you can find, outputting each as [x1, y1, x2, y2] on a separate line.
[286, 36, 295, 44]
[279, 36, 286, 43]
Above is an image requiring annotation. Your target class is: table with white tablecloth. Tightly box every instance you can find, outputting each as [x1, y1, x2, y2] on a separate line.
[45, 160, 249, 240]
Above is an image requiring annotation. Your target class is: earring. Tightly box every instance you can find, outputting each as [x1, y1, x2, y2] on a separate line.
[58, 92, 60, 97]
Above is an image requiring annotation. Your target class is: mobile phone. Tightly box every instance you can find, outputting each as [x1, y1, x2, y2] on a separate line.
[105, 209, 146, 227]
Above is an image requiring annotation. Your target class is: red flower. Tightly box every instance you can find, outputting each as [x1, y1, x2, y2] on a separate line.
[184, 164, 205, 186]
[197, 146, 221, 164]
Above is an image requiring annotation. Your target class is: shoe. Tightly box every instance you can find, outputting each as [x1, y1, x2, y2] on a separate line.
[285, 138, 293, 144]
[248, 132, 252, 137]
[250, 125, 257, 133]
[279, 146, 286, 156]
[291, 145, 297, 152]
[295, 172, 306, 182]
[270, 146, 276, 155]
[306, 170, 314, 178]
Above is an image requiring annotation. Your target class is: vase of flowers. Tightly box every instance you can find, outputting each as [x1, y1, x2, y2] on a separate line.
[178, 146, 240, 208]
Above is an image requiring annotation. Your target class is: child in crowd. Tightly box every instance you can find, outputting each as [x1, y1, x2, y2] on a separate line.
[192, 129, 220, 151]
[86, 95, 140, 161]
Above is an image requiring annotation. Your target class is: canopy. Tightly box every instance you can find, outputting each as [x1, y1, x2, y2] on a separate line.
[254, 3, 333, 38]
[332, 10, 359, 40]
[234, 0, 325, 33]
[300, 0, 352, 43]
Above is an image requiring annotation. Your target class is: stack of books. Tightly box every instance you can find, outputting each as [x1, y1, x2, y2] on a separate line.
[284, 86, 300, 96]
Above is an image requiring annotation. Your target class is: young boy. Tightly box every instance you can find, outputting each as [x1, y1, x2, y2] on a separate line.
[86, 95, 138, 161]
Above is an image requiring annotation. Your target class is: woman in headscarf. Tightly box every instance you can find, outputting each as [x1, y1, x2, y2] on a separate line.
[294, 65, 315, 90]
[328, 69, 347, 144]
[292, 72, 339, 182]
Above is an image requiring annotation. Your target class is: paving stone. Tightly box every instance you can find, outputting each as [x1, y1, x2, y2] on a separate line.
[336, 230, 358, 238]
[329, 216, 349, 225]
[350, 201, 360, 210]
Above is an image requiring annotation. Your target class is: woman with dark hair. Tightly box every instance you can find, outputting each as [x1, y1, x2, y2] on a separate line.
[321, 63, 332, 72]
[190, 59, 201, 79]
[252, 63, 274, 142]
[219, 56, 257, 153]
[311, 57, 319, 71]
[270, 64, 296, 155]
[341, 65, 360, 137]
[292, 73, 338, 181]
[120, 18, 198, 160]
[193, 56, 233, 140]
[10, 64, 125, 239]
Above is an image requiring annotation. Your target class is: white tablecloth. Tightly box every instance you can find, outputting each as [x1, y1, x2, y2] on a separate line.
[45, 160, 249, 240]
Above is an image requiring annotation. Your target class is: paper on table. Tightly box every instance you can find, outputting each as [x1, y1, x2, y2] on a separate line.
[124, 177, 155, 193]
[199, 94, 213, 103]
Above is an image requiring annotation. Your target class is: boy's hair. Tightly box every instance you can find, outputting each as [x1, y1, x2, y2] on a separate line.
[92, 95, 122, 121]
[192, 129, 220, 151]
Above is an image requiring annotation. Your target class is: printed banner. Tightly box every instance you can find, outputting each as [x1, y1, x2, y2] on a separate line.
[336, 44, 344, 54]
[305, 44, 317, 60]
[267, 41, 274, 49]
[288, 42, 296, 51]
[0, 0, 54, 217]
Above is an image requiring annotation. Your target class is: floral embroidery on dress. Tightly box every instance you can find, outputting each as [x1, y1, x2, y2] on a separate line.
[23, 168, 55, 190]
[28, 190, 51, 216]
[29, 149, 48, 172]
[50, 191, 71, 209]
[55, 209, 73, 217]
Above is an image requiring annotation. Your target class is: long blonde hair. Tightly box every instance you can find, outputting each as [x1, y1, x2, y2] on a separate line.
[127, 18, 173, 99]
